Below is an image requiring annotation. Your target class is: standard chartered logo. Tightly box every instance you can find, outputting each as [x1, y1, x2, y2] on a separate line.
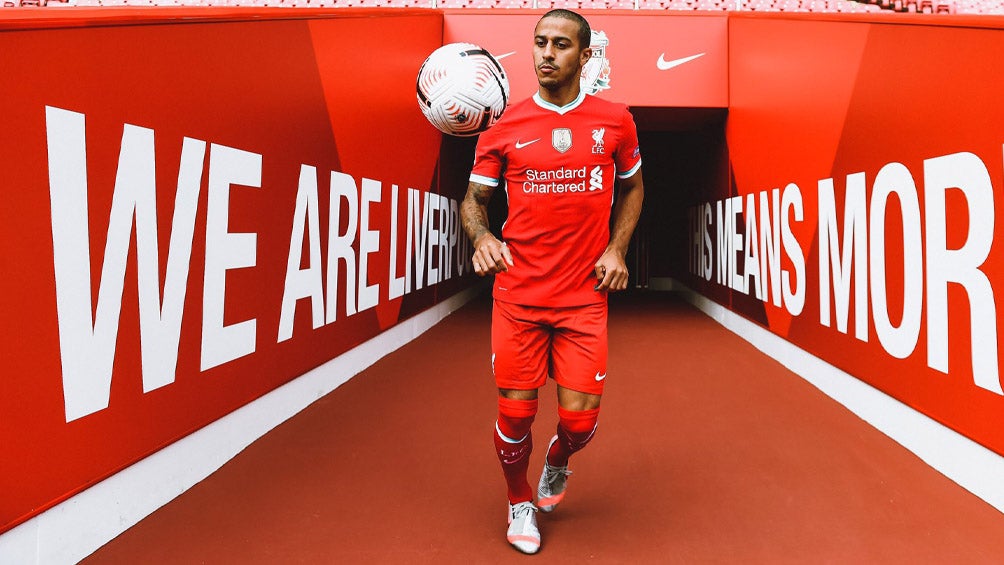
[589, 166, 602, 191]
[522, 165, 604, 195]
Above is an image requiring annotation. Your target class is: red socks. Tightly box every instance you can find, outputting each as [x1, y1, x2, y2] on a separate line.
[494, 397, 538, 504]
[546, 406, 599, 467]
[495, 399, 601, 502]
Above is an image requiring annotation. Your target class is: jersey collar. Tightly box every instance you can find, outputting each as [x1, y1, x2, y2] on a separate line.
[533, 90, 586, 115]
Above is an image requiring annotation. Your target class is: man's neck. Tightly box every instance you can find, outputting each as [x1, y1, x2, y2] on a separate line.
[537, 83, 582, 108]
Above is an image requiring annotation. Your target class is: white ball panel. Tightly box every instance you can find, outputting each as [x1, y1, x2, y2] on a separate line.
[416, 42, 509, 137]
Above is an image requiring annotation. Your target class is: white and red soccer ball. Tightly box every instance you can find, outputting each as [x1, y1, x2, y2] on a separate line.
[416, 42, 510, 137]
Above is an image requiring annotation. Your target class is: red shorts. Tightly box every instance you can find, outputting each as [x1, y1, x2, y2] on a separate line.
[491, 299, 608, 396]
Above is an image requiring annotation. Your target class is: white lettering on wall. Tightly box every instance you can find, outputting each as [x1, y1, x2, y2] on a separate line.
[327, 171, 358, 322]
[388, 184, 407, 300]
[409, 189, 432, 291]
[780, 183, 805, 316]
[47, 106, 206, 422]
[818, 172, 868, 340]
[42, 108, 505, 419]
[759, 189, 782, 308]
[689, 151, 999, 395]
[870, 162, 923, 360]
[201, 143, 261, 371]
[691, 185, 804, 316]
[278, 165, 325, 343]
[357, 178, 381, 313]
[924, 152, 999, 394]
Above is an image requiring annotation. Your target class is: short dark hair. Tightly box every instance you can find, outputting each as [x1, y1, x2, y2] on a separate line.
[538, 9, 591, 51]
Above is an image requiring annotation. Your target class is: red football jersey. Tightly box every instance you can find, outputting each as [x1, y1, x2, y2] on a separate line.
[470, 91, 642, 307]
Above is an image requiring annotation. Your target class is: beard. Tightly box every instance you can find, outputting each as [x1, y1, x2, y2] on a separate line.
[538, 76, 561, 90]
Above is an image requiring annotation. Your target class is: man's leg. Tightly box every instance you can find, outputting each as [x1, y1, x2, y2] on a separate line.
[538, 302, 607, 512]
[547, 386, 601, 466]
[494, 388, 539, 504]
[491, 301, 550, 554]
[537, 387, 601, 512]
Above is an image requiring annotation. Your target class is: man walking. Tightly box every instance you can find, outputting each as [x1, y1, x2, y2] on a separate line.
[460, 9, 644, 555]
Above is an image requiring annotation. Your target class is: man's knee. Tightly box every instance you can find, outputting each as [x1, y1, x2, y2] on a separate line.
[556, 386, 601, 411]
[547, 404, 601, 466]
[496, 395, 539, 448]
[499, 388, 539, 401]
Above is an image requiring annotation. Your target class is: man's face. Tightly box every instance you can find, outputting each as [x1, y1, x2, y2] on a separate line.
[533, 17, 591, 91]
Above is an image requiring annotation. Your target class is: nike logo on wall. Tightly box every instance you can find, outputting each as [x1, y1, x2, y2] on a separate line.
[515, 139, 540, 149]
[496, 51, 516, 60]
[656, 52, 705, 71]
[594, 372, 607, 382]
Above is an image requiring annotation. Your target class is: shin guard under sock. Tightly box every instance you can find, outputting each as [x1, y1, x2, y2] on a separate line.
[546, 406, 600, 467]
[494, 396, 538, 504]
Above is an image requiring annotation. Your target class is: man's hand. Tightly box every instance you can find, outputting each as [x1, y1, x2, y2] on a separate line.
[594, 247, 629, 292]
[472, 233, 514, 276]
[595, 170, 643, 293]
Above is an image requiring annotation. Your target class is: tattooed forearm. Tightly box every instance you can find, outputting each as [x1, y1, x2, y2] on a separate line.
[461, 182, 494, 244]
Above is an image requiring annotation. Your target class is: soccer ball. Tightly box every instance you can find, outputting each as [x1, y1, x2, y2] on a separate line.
[416, 43, 510, 137]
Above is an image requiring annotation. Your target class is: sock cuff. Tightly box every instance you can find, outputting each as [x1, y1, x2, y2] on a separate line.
[497, 396, 538, 442]
[557, 406, 600, 434]
[495, 421, 528, 444]
[498, 396, 539, 419]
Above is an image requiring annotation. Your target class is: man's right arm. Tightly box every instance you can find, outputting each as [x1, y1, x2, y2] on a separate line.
[461, 181, 513, 276]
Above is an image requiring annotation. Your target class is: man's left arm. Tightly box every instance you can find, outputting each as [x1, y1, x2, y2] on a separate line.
[594, 170, 644, 292]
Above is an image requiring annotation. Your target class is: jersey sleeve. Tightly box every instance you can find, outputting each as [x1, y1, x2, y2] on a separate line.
[615, 106, 642, 179]
[469, 125, 506, 187]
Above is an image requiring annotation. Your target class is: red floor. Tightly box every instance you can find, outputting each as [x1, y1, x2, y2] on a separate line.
[84, 292, 1004, 563]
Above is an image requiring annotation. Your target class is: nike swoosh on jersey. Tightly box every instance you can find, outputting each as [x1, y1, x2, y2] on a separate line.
[594, 372, 607, 382]
[656, 52, 705, 71]
[515, 138, 541, 149]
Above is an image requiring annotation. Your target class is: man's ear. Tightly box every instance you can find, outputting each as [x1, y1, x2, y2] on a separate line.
[581, 47, 593, 65]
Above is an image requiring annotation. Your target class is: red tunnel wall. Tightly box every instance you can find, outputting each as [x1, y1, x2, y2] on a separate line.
[718, 12, 1004, 462]
[0, 9, 468, 533]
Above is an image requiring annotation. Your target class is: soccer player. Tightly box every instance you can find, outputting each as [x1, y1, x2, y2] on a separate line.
[460, 9, 644, 555]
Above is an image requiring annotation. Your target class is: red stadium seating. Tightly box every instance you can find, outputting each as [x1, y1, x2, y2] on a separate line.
[0, 0, 965, 17]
